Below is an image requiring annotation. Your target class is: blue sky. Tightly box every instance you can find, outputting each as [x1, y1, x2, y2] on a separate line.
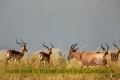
[0, 0, 120, 53]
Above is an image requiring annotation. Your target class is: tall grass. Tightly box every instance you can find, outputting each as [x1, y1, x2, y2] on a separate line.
[0, 48, 120, 80]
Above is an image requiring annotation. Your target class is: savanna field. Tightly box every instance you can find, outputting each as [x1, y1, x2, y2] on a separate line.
[0, 48, 120, 80]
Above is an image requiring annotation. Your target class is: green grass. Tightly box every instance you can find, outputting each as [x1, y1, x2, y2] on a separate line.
[0, 49, 120, 80]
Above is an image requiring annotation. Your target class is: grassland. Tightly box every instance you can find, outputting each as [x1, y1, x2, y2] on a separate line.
[0, 48, 120, 80]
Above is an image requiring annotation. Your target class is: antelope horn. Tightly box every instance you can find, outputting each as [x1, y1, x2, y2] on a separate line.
[113, 41, 118, 48]
[43, 42, 49, 49]
[101, 43, 105, 50]
[21, 39, 26, 45]
[105, 43, 109, 50]
[73, 43, 78, 51]
[50, 42, 54, 48]
[70, 44, 76, 50]
[70, 44, 78, 50]
[16, 38, 22, 45]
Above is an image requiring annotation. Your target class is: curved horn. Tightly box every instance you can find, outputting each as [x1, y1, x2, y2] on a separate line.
[70, 44, 76, 50]
[16, 38, 22, 45]
[70, 44, 78, 50]
[50, 42, 54, 48]
[73, 44, 78, 51]
[73, 44, 78, 48]
[43, 42, 49, 49]
[105, 43, 109, 50]
[21, 39, 26, 45]
[113, 41, 118, 48]
[101, 43, 105, 50]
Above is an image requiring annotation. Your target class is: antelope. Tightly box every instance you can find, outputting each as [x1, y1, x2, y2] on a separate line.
[67, 43, 109, 67]
[110, 41, 120, 63]
[6, 39, 28, 63]
[39, 42, 54, 67]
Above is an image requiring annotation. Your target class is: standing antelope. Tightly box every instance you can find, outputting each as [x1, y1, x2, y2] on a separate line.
[39, 42, 54, 67]
[67, 43, 109, 67]
[110, 41, 120, 63]
[6, 39, 28, 63]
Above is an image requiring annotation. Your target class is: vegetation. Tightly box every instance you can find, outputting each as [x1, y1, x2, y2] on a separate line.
[0, 48, 120, 80]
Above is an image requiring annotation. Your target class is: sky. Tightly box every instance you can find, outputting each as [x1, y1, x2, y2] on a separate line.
[0, 0, 120, 53]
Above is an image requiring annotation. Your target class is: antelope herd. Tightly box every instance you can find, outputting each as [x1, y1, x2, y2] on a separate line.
[4, 39, 120, 67]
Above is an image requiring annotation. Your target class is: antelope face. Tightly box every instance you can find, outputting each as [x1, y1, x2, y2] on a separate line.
[113, 41, 120, 55]
[21, 45, 28, 52]
[68, 49, 74, 60]
[101, 43, 109, 56]
[67, 53, 74, 60]
[67, 44, 79, 60]
[43, 42, 54, 54]
[48, 48, 52, 54]
[103, 49, 109, 55]
[16, 38, 28, 52]
[116, 48, 120, 54]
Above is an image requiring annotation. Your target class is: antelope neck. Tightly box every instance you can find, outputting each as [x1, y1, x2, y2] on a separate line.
[73, 52, 82, 60]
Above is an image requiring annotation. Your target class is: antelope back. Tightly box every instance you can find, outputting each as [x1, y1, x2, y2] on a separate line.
[81, 51, 106, 65]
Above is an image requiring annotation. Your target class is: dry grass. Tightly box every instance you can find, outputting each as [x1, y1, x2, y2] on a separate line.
[0, 49, 120, 80]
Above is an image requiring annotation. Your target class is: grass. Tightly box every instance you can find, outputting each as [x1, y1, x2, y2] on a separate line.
[0, 48, 120, 80]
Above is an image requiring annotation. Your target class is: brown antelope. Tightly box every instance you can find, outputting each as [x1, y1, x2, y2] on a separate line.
[39, 42, 54, 67]
[67, 43, 109, 67]
[110, 41, 120, 63]
[6, 39, 28, 63]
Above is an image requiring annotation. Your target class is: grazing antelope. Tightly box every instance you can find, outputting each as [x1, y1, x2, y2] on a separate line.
[39, 42, 54, 67]
[110, 41, 120, 63]
[6, 39, 28, 63]
[67, 43, 109, 67]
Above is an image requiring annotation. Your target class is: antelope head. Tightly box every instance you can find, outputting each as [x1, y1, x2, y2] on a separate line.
[113, 41, 120, 54]
[43, 42, 54, 54]
[67, 43, 79, 60]
[101, 43, 109, 56]
[16, 38, 28, 52]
